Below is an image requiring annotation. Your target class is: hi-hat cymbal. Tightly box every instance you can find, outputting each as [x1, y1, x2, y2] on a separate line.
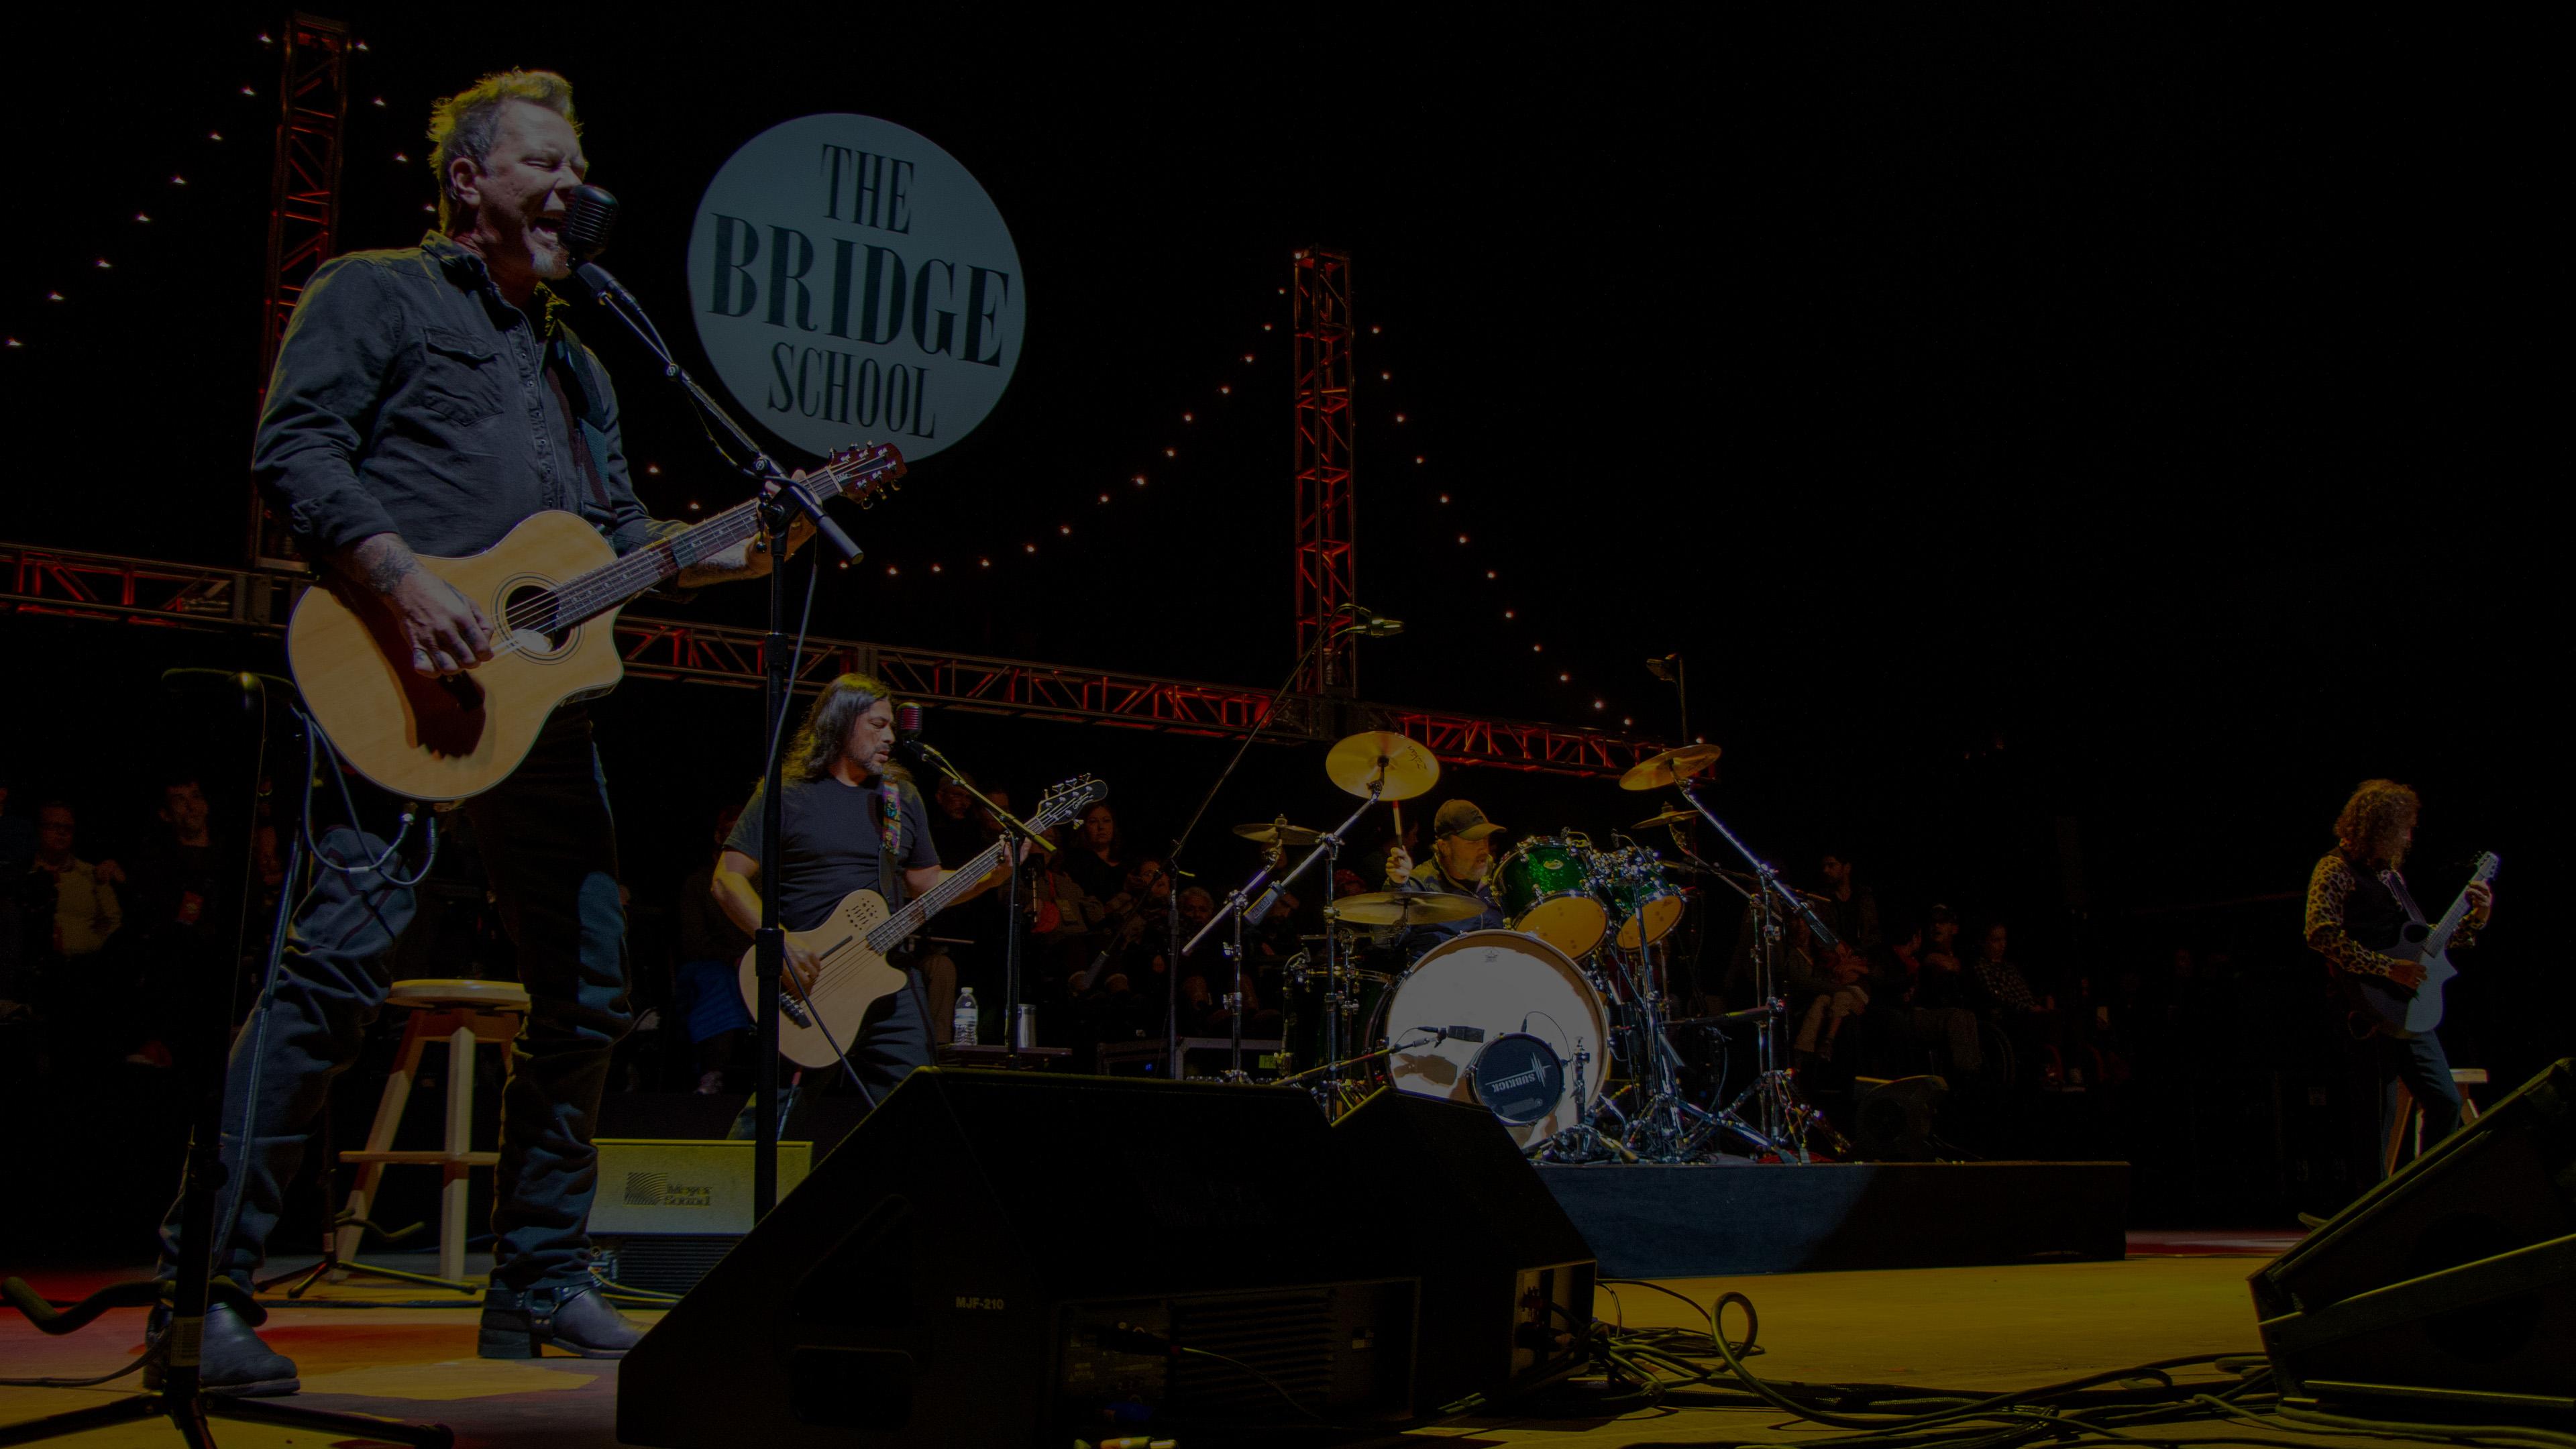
[1618, 743, 1721, 792]
[1234, 820, 1327, 849]
[1325, 731, 1442, 802]
[1633, 806, 1699, 829]
[1326, 890, 1484, 926]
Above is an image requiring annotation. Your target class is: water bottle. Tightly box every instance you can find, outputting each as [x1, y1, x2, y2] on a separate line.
[953, 987, 980, 1046]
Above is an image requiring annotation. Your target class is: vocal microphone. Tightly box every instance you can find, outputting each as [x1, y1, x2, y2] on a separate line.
[1336, 602, 1405, 638]
[560, 184, 619, 262]
[894, 701, 929, 765]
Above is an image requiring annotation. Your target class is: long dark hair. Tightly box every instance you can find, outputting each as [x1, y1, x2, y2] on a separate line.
[786, 672, 908, 784]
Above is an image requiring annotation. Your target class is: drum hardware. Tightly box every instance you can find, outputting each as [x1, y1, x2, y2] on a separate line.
[1531, 1038, 1638, 1163]
[1647, 769, 1845, 1162]
[1187, 732, 1438, 1095]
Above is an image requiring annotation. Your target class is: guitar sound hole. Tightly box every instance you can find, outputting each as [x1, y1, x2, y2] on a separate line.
[498, 583, 575, 654]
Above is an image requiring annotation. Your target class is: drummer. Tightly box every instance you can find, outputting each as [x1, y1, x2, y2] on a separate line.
[1390, 800, 1510, 951]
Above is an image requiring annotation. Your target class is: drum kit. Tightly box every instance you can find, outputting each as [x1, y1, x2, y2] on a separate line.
[1188, 730, 1853, 1163]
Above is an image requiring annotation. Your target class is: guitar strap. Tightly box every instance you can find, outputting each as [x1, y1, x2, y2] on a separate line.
[2378, 869, 2427, 927]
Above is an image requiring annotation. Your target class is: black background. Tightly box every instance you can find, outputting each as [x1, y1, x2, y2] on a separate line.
[5, 9, 2561, 1112]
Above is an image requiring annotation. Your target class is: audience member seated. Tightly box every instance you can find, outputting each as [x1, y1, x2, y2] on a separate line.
[117, 776, 229, 1068]
[1971, 920, 2057, 1080]
[1793, 936, 1870, 1073]
[1818, 850, 1882, 953]
[1863, 917, 1983, 1081]
[25, 800, 123, 1067]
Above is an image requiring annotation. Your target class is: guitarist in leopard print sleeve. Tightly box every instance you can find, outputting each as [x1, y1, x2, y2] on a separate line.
[2304, 779, 2495, 1179]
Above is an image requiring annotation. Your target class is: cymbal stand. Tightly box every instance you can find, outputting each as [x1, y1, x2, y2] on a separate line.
[1185, 771, 1386, 1085]
[1603, 930, 1729, 1161]
[1672, 780, 1843, 1161]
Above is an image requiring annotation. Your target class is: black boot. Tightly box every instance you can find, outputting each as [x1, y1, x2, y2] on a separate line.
[478, 1280, 643, 1359]
[144, 1301, 300, 1398]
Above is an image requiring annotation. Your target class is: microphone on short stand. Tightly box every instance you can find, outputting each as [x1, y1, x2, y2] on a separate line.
[1336, 602, 1404, 639]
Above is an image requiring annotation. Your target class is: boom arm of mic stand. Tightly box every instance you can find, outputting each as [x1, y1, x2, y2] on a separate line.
[910, 742, 1053, 853]
[1674, 782, 1842, 951]
[573, 262, 860, 564]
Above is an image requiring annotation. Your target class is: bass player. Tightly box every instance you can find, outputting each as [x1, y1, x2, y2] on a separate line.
[710, 672, 1018, 1117]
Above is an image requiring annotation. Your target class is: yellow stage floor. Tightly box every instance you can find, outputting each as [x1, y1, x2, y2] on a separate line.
[0, 1254, 2448, 1448]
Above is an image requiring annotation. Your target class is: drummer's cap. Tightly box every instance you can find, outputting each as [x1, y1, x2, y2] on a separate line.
[1434, 800, 1505, 841]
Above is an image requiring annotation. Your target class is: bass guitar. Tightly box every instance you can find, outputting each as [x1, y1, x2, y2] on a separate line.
[286, 443, 906, 802]
[741, 775, 1108, 1068]
[2353, 851, 2498, 1038]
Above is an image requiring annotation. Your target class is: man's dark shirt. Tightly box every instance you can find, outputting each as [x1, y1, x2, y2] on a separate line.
[254, 233, 653, 559]
[125, 835, 223, 953]
[1399, 858, 1507, 956]
[727, 776, 939, 934]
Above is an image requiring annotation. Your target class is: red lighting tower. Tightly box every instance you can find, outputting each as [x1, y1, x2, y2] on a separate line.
[248, 12, 352, 570]
[1291, 248, 1357, 697]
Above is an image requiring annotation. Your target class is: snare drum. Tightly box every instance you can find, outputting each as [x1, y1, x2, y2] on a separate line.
[1597, 846, 1686, 950]
[1490, 837, 1608, 958]
[1368, 929, 1611, 1150]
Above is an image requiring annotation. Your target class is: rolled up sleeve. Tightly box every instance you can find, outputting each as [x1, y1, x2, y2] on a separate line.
[252, 258, 403, 555]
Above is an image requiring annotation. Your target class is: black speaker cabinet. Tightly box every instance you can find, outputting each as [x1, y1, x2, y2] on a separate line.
[616, 1070, 1420, 1448]
[1332, 1089, 1597, 1412]
[2251, 1058, 2576, 1417]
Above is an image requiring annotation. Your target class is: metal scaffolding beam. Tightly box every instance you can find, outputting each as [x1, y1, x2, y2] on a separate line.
[1291, 246, 1358, 698]
[249, 12, 353, 571]
[1, 541, 1664, 779]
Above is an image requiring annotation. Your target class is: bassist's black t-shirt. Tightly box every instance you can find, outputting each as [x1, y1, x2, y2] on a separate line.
[726, 775, 940, 932]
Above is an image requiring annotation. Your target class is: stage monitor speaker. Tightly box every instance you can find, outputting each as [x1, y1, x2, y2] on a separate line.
[2250, 1057, 2575, 1417]
[1331, 1088, 1597, 1413]
[615, 1069, 1420, 1448]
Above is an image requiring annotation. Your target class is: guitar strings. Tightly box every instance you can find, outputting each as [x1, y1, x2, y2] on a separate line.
[484, 451, 888, 642]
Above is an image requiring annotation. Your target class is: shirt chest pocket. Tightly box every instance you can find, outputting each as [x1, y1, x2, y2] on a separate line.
[416, 327, 508, 424]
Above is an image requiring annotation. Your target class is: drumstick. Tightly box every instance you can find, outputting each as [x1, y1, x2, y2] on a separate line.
[1393, 801, 1405, 859]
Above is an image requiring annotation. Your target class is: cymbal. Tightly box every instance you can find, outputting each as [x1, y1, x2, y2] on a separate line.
[1326, 890, 1484, 926]
[1324, 731, 1442, 802]
[1633, 806, 1699, 829]
[1234, 820, 1327, 849]
[1618, 743, 1721, 792]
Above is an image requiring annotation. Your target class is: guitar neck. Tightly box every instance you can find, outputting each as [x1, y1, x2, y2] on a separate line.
[2428, 861, 2496, 948]
[546, 456, 881, 628]
[870, 839, 1008, 951]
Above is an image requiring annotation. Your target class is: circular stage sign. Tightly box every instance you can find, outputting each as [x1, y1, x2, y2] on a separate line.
[688, 113, 1022, 462]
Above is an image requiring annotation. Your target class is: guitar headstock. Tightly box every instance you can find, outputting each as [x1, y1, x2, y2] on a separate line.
[1031, 775, 1110, 831]
[2472, 850, 2501, 882]
[820, 441, 909, 511]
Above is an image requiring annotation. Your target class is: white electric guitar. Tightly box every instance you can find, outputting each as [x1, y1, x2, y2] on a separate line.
[739, 775, 1106, 1068]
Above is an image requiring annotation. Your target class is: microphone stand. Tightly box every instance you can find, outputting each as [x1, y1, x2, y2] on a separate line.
[902, 741, 1051, 1064]
[570, 258, 860, 1220]
[1157, 619, 1360, 1081]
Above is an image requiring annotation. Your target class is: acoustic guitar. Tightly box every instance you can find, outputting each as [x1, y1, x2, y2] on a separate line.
[2353, 851, 2499, 1038]
[285, 443, 905, 802]
[741, 775, 1108, 1069]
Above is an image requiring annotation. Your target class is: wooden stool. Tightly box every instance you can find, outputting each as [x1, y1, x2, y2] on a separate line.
[336, 978, 531, 1285]
[2382, 1065, 2487, 1178]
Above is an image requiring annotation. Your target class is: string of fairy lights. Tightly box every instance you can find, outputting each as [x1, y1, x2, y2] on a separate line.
[655, 262, 1652, 729]
[13, 35, 1648, 731]
[6, 29, 405, 354]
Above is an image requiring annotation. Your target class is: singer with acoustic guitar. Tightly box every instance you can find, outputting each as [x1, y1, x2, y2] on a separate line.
[2304, 779, 2495, 1182]
[163, 70, 820, 1393]
[708, 673, 1020, 1119]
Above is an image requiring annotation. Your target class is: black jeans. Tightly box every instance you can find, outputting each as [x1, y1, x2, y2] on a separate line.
[163, 712, 631, 1291]
[2375, 1028, 2462, 1179]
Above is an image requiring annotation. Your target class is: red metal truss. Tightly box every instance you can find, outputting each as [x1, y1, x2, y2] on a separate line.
[1291, 247, 1358, 697]
[249, 12, 354, 570]
[1, 541, 1662, 778]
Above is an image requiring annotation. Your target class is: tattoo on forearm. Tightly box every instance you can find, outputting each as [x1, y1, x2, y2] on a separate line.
[345, 535, 419, 595]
